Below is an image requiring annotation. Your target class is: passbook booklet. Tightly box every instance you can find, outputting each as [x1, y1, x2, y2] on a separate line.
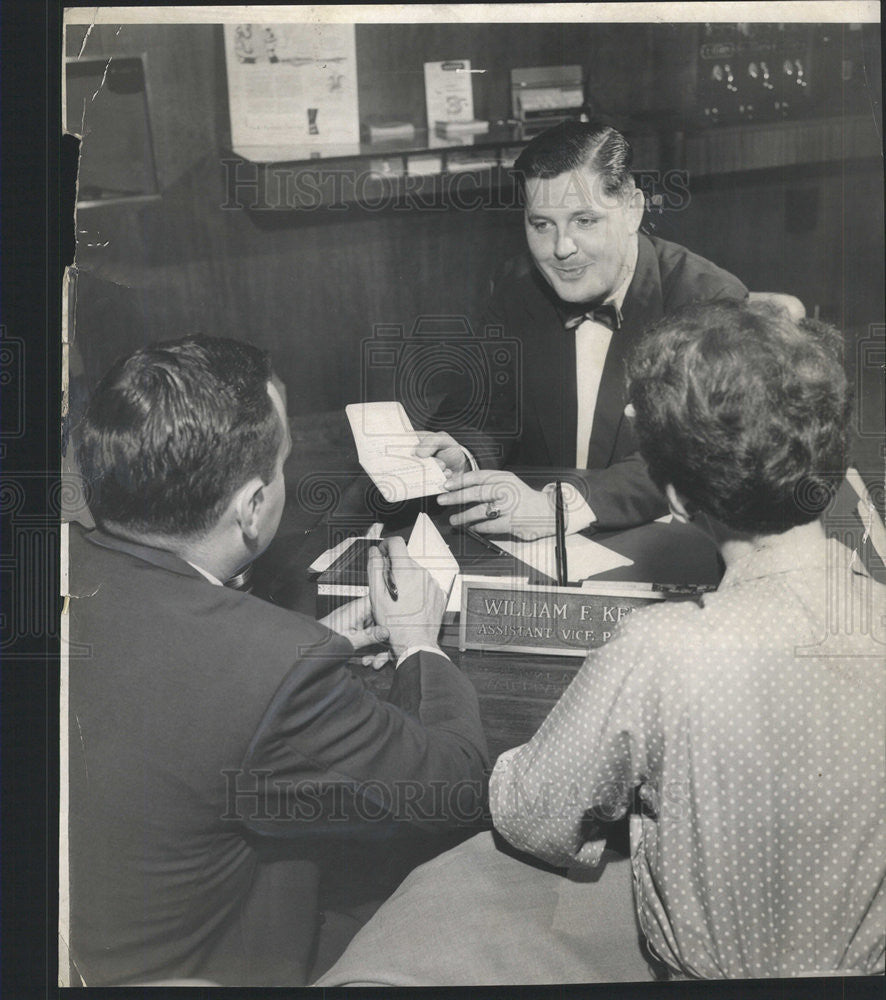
[345, 401, 447, 503]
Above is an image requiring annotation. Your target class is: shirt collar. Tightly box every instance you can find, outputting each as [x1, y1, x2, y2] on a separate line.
[185, 560, 225, 586]
[717, 524, 857, 590]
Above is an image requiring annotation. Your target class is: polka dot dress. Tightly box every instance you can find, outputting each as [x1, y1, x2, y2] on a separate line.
[490, 531, 886, 979]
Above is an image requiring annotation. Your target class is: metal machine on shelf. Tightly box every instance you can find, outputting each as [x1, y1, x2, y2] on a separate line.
[510, 65, 589, 137]
[695, 22, 872, 125]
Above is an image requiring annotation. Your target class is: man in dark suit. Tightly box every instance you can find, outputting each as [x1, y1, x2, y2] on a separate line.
[418, 120, 748, 536]
[67, 336, 488, 986]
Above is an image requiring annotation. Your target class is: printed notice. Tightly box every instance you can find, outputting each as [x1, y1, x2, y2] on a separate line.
[424, 60, 475, 127]
[224, 23, 359, 154]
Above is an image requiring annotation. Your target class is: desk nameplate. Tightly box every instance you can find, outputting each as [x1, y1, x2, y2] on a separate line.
[458, 576, 666, 657]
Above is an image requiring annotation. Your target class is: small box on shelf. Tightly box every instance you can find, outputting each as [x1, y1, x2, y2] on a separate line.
[446, 152, 498, 173]
[368, 157, 406, 179]
[361, 119, 416, 143]
[434, 119, 490, 139]
[406, 153, 444, 176]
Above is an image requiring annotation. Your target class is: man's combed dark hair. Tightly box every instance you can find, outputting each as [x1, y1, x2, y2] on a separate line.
[626, 301, 852, 535]
[77, 336, 282, 537]
[514, 119, 634, 197]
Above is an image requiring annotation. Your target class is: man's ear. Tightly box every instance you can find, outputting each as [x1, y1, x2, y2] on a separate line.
[233, 477, 266, 541]
[664, 483, 694, 523]
[623, 185, 645, 233]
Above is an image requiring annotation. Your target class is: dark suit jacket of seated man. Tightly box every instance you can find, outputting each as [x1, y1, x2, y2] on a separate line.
[67, 336, 489, 987]
[420, 120, 748, 536]
[473, 234, 748, 528]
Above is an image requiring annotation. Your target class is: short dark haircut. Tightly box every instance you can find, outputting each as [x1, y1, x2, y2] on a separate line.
[77, 336, 283, 538]
[514, 119, 634, 198]
[626, 301, 852, 535]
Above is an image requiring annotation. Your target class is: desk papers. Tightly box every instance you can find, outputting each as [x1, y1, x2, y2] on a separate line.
[407, 513, 460, 606]
[494, 534, 633, 583]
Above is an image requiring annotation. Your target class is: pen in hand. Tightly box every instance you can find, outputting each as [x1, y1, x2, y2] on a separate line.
[377, 540, 399, 601]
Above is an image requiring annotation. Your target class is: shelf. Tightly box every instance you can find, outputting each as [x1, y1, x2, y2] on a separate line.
[222, 125, 533, 214]
[229, 124, 529, 166]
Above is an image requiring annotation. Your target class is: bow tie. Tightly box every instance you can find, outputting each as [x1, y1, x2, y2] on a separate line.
[564, 302, 623, 332]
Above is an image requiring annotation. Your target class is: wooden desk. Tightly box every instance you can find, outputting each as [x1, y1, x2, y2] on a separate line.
[252, 468, 723, 761]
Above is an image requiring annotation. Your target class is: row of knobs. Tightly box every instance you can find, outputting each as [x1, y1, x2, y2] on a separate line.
[704, 58, 808, 120]
[711, 58, 807, 88]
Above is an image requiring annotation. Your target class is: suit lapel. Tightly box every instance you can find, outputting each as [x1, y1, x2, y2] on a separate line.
[523, 268, 576, 466]
[586, 234, 664, 466]
[619, 234, 664, 335]
[549, 309, 577, 467]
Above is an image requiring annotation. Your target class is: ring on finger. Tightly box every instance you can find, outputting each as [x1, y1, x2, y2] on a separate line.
[485, 503, 501, 520]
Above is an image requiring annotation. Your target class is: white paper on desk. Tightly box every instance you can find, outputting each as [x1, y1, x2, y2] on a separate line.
[494, 534, 633, 582]
[444, 574, 464, 614]
[346, 402, 447, 503]
[407, 513, 460, 605]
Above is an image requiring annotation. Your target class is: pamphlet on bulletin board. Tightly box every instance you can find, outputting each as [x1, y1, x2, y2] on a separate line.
[224, 23, 360, 158]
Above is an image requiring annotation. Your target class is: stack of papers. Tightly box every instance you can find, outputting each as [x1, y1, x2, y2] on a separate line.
[493, 534, 633, 583]
[407, 513, 460, 607]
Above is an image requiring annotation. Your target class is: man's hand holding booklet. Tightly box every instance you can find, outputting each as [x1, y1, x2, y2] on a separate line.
[346, 401, 447, 502]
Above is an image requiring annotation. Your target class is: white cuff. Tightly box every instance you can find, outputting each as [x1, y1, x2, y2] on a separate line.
[458, 445, 478, 473]
[395, 644, 449, 669]
[543, 482, 596, 534]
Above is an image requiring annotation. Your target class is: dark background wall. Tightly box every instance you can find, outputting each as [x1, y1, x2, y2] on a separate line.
[66, 21, 884, 419]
